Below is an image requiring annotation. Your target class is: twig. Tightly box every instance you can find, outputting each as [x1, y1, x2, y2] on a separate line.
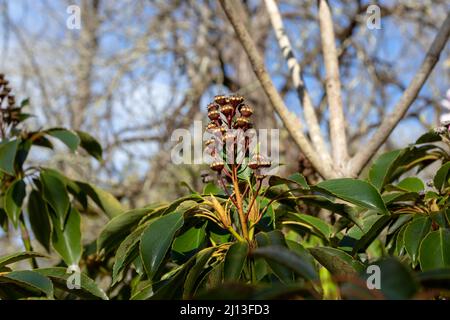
[318, 0, 349, 169]
[348, 13, 450, 176]
[264, 0, 332, 165]
[218, 0, 335, 179]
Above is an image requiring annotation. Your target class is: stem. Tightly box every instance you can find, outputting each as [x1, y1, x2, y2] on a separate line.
[227, 227, 245, 242]
[19, 214, 38, 269]
[232, 165, 249, 240]
[246, 178, 262, 219]
[250, 259, 257, 283]
[219, 174, 240, 209]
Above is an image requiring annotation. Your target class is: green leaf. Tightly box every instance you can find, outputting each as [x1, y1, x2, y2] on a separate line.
[51, 207, 82, 266]
[203, 182, 222, 195]
[415, 130, 442, 144]
[27, 190, 52, 252]
[46, 128, 80, 152]
[285, 240, 317, 277]
[224, 242, 248, 281]
[112, 225, 147, 285]
[315, 179, 388, 214]
[419, 229, 450, 271]
[434, 161, 450, 191]
[368, 150, 403, 191]
[140, 211, 184, 279]
[351, 215, 391, 254]
[363, 258, 418, 299]
[309, 247, 364, 276]
[283, 213, 332, 240]
[35, 267, 108, 300]
[255, 230, 294, 283]
[404, 217, 431, 264]
[269, 173, 309, 189]
[183, 247, 215, 298]
[97, 206, 157, 255]
[40, 170, 70, 228]
[20, 98, 30, 108]
[172, 224, 206, 262]
[75, 130, 103, 160]
[253, 246, 318, 281]
[0, 139, 19, 175]
[0, 270, 53, 298]
[76, 182, 123, 217]
[417, 269, 450, 290]
[0, 252, 47, 269]
[297, 195, 362, 228]
[4, 179, 26, 227]
[396, 177, 425, 192]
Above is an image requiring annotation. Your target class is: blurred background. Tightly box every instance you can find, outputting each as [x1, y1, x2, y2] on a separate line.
[0, 0, 449, 254]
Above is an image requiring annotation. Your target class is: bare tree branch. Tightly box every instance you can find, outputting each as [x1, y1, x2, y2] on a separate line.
[218, 0, 335, 179]
[264, 0, 332, 165]
[318, 0, 349, 169]
[349, 13, 450, 176]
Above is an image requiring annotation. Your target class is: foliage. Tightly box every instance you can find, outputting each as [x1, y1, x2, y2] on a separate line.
[0, 75, 115, 299]
[1, 88, 449, 300]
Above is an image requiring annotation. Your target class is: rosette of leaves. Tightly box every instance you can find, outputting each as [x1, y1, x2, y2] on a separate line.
[0, 75, 119, 299]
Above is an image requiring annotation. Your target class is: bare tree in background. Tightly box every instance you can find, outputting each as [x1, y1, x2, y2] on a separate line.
[0, 0, 449, 207]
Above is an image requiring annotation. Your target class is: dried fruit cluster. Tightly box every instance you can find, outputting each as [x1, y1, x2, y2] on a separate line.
[204, 94, 270, 175]
[201, 95, 272, 241]
[0, 74, 21, 137]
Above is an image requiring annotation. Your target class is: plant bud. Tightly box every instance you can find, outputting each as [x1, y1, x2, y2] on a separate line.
[248, 154, 271, 170]
[206, 122, 218, 131]
[208, 110, 220, 120]
[229, 95, 244, 108]
[210, 161, 225, 172]
[234, 117, 249, 129]
[207, 103, 219, 112]
[214, 95, 228, 106]
[7, 95, 15, 106]
[220, 104, 234, 116]
[239, 104, 253, 117]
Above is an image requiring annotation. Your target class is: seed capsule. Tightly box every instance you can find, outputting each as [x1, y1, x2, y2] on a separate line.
[7, 95, 15, 106]
[248, 154, 271, 170]
[234, 117, 249, 129]
[239, 105, 253, 117]
[214, 95, 228, 106]
[210, 161, 225, 172]
[220, 104, 234, 116]
[207, 103, 219, 112]
[229, 95, 244, 108]
[206, 122, 218, 131]
[208, 110, 220, 120]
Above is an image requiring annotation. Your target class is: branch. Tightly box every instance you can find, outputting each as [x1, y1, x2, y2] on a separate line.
[318, 0, 349, 168]
[264, 0, 332, 165]
[218, 0, 335, 179]
[349, 13, 450, 177]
